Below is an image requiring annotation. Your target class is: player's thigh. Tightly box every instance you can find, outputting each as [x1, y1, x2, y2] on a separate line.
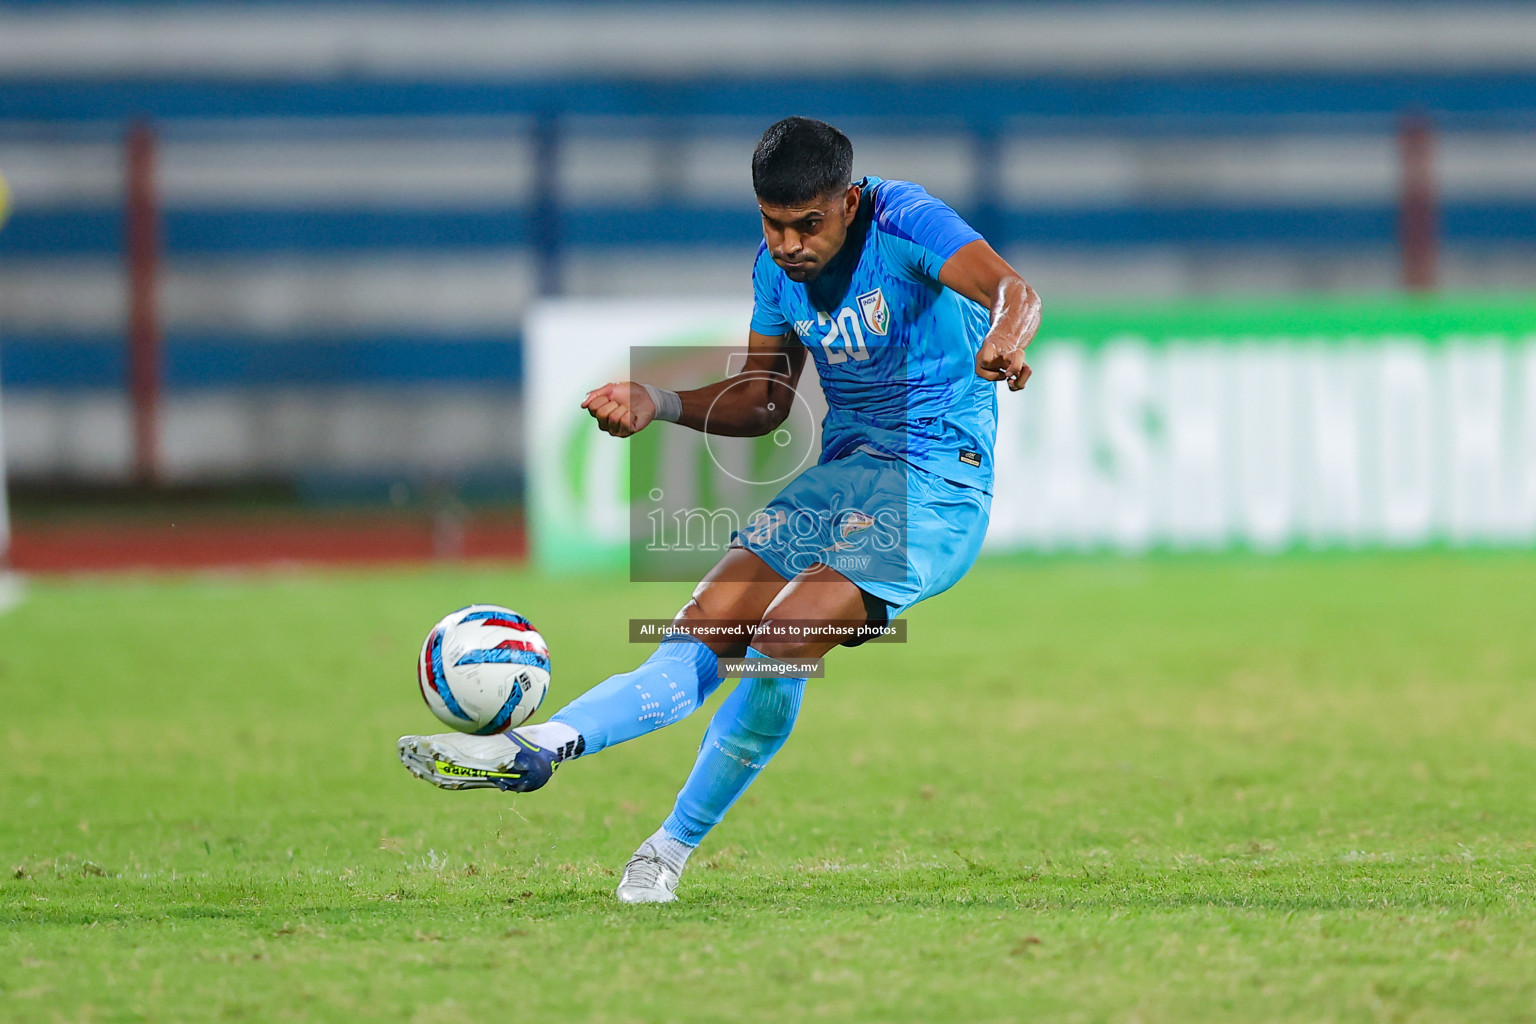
[751, 562, 870, 660]
[672, 547, 791, 656]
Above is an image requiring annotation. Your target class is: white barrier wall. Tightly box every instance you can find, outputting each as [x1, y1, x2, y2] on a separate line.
[987, 337, 1536, 552]
[1, 390, 523, 483]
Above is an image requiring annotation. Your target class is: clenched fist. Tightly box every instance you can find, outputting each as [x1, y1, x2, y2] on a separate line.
[581, 381, 657, 438]
[975, 338, 1032, 391]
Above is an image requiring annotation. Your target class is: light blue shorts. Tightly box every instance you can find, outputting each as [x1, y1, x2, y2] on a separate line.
[732, 447, 991, 617]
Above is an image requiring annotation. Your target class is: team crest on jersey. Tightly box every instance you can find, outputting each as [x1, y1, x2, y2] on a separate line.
[856, 288, 890, 336]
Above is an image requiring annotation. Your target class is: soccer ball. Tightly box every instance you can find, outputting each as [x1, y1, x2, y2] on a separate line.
[416, 605, 550, 734]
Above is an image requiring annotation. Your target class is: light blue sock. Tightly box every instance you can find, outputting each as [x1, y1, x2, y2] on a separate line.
[549, 635, 722, 756]
[662, 647, 806, 846]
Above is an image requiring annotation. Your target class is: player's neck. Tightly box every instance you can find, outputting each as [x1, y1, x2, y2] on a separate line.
[808, 205, 868, 299]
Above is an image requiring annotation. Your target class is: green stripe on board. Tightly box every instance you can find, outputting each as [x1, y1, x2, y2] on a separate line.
[1040, 295, 1536, 344]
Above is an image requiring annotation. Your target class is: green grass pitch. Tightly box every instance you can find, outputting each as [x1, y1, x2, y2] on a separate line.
[4, 552, 1536, 1022]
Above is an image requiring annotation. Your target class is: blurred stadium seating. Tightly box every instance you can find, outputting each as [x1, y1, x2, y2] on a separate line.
[1, 1, 1534, 509]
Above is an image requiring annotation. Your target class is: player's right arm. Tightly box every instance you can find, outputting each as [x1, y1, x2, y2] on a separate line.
[584, 244, 803, 438]
[580, 329, 805, 439]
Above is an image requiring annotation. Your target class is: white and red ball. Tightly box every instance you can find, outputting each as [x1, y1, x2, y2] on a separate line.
[417, 605, 550, 734]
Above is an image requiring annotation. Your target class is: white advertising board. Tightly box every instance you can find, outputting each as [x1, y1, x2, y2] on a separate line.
[527, 299, 1536, 571]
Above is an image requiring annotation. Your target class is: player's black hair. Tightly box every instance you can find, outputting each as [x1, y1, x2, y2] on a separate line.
[752, 117, 854, 205]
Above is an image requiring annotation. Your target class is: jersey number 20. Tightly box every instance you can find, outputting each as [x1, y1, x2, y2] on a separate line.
[817, 309, 871, 365]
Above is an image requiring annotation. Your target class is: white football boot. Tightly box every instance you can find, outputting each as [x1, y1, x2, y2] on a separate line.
[615, 841, 684, 904]
[398, 731, 557, 792]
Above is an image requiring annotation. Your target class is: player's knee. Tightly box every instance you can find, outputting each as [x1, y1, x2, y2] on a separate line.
[672, 597, 709, 626]
[671, 596, 750, 656]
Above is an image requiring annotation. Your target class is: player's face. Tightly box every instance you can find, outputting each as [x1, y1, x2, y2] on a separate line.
[757, 184, 861, 283]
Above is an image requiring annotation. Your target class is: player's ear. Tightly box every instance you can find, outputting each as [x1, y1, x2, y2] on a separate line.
[843, 182, 861, 220]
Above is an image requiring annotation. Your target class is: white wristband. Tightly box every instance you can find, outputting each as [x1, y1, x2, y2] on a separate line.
[640, 383, 683, 423]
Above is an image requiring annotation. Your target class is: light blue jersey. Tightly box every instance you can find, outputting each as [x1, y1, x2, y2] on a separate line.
[749, 176, 997, 493]
[736, 177, 998, 618]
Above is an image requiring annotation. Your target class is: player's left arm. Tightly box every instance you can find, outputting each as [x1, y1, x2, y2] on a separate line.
[938, 240, 1042, 392]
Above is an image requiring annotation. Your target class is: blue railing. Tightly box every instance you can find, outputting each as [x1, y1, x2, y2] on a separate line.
[7, 73, 1536, 124]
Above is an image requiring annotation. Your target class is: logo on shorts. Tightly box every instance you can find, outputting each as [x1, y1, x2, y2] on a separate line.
[856, 288, 890, 337]
[826, 510, 877, 552]
[959, 450, 982, 468]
